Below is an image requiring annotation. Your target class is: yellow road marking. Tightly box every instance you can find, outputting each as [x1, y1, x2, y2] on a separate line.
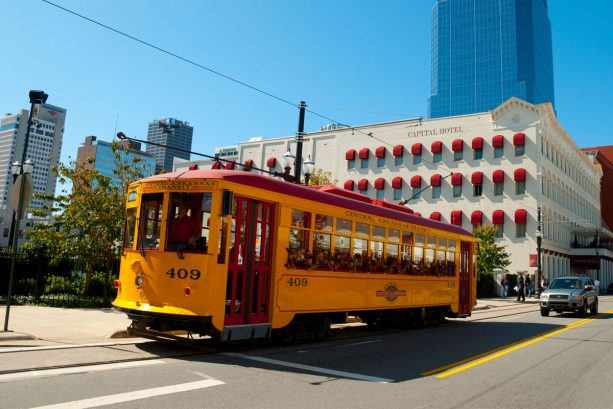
[423, 308, 611, 379]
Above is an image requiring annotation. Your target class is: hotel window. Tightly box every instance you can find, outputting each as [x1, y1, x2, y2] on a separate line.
[516, 223, 526, 238]
[516, 180, 526, 195]
[432, 185, 441, 199]
[412, 143, 422, 165]
[393, 188, 402, 201]
[452, 139, 463, 162]
[393, 145, 403, 166]
[375, 146, 386, 168]
[433, 152, 442, 163]
[494, 182, 504, 196]
[360, 158, 369, 169]
[431, 141, 442, 163]
[515, 144, 525, 156]
[453, 185, 462, 198]
[495, 224, 504, 238]
[493, 135, 504, 159]
[412, 187, 421, 199]
[474, 148, 483, 160]
[394, 155, 403, 166]
[514, 133, 526, 157]
[474, 184, 482, 197]
[347, 159, 355, 169]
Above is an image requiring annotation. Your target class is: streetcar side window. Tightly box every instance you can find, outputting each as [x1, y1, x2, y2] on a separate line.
[288, 209, 311, 268]
[139, 193, 163, 250]
[123, 207, 137, 250]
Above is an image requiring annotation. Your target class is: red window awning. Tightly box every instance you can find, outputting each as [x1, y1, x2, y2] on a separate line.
[266, 157, 276, 167]
[492, 135, 505, 148]
[514, 168, 526, 182]
[451, 210, 463, 226]
[513, 132, 526, 146]
[211, 161, 223, 169]
[451, 172, 463, 186]
[430, 173, 442, 186]
[393, 144, 403, 157]
[471, 171, 483, 184]
[430, 212, 441, 221]
[344, 180, 354, 191]
[374, 178, 385, 190]
[472, 137, 484, 149]
[225, 161, 235, 170]
[492, 210, 505, 225]
[345, 149, 356, 161]
[375, 146, 386, 158]
[471, 210, 483, 225]
[492, 170, 505, 183]
[452, 139, 464, 152]
[515, 209, 527, 224]
[358, 148, 370, 159]
[357, 179, 368, 191]
[431, 141, 442, 154]
[410, 175, 422, 188]
[391, 176, 403, 188]
[244, 159, 254, 167]
[411, 143, 422, 155]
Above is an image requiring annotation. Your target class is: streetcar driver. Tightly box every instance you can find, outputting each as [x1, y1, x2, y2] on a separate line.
[168, 204, 201, 250]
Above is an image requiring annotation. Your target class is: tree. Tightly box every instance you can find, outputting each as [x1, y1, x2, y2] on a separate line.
[27, 142, 147, 299]
[473, 225, 511, 296]
[474, 225, 511, 276]
[307, 168, 336, 186]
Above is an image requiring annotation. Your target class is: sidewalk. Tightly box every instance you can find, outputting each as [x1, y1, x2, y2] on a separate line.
[0, 298, 540, 346]
[0, 305, 132, 345]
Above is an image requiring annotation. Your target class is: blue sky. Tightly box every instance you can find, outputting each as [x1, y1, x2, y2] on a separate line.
[2, 0, 612, 167]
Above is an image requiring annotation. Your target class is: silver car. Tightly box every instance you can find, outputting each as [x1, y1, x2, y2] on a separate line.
[539, 276, 598, 317]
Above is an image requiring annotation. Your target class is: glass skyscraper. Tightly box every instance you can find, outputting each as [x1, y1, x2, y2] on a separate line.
[146, 118, 194, 173]
[428, 0, 555, 118]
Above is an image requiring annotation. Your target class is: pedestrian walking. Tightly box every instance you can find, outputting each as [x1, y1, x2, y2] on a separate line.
[525, 275, 532, 298]
[502, 274, 509, 297]
[516, 273, 525, 302]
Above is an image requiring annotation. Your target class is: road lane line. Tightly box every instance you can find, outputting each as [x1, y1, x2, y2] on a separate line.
[425, 311, 609, 379]
[29, 379, 225, 409]
[0, 339, 154, 354]
[0, 360, 165, 382]
[224, 352, 393, 383]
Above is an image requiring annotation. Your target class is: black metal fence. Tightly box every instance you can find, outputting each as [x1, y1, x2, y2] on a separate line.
[0, 247, 120, 308]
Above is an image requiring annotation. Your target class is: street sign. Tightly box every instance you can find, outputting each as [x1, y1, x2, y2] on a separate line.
[9, 174, 34, 218]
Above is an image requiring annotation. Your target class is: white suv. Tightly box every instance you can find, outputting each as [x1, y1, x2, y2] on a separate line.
[539, 276, 598, 317]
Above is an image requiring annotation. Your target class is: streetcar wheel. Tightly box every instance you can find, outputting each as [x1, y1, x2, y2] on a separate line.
[540, 308, 550, 317]
[591, 299, 598, 315]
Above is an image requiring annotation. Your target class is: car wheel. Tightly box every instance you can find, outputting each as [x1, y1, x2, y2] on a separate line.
[591, 299, 598, 315]
[579, 301, 588, 317]
[540, 307, 550, 317]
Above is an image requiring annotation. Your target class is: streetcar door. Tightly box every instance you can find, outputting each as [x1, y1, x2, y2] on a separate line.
[224, 196, 275, 326]
[458, 241, 471, 315]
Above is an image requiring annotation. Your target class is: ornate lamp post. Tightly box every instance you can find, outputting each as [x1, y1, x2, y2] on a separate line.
[302, 155, 315, 186]
[3, 90, 47, 332]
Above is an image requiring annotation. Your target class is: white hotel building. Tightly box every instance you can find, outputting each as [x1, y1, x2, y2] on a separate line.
[183, 98, 613, 290]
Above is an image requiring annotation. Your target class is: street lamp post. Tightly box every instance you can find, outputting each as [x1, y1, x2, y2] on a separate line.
[3, 90, 47, 332]
[536, 206, 543, 296]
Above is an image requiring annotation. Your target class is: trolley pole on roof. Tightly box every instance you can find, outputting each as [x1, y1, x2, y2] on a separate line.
[294, 101, 307, 183]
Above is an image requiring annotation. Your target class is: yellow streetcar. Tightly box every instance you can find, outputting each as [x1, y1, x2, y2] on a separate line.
[113, 168, 476, 341]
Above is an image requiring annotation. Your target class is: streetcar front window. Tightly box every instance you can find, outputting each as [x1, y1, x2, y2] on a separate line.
[123, 208, 137, 250]
[166, 192, 211, 252]
[139, 193, 163, 250]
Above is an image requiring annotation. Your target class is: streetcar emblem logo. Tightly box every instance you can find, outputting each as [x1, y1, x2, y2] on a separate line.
[376, 283, 406, 301]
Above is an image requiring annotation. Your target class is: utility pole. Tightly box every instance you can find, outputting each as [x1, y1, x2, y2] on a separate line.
[294, 101, 306, 182]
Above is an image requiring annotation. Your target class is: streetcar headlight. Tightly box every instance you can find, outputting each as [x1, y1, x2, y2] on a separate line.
[135, 273, 144, 289]
[131, 259, 144, 274]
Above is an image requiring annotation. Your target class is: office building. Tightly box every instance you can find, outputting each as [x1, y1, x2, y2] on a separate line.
[0, 104, 66, 246]
[76, 135, 156, 184]
[146, 118, 193, 173]
[235, 98, 612, 291]
[428, 0, 555, 118]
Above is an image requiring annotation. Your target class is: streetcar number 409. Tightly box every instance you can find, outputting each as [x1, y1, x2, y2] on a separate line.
[166, 268, 201, 280]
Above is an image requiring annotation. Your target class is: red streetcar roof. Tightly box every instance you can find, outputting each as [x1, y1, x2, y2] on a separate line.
[142, 169, 471, 236]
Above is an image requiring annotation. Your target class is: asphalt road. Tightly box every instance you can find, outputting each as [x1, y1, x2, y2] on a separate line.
[1, 298, 612, 409]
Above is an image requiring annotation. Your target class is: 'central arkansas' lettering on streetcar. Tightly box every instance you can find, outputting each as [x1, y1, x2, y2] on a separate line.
[344, 210, 428, 233]
[376, 283, 407, 302]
